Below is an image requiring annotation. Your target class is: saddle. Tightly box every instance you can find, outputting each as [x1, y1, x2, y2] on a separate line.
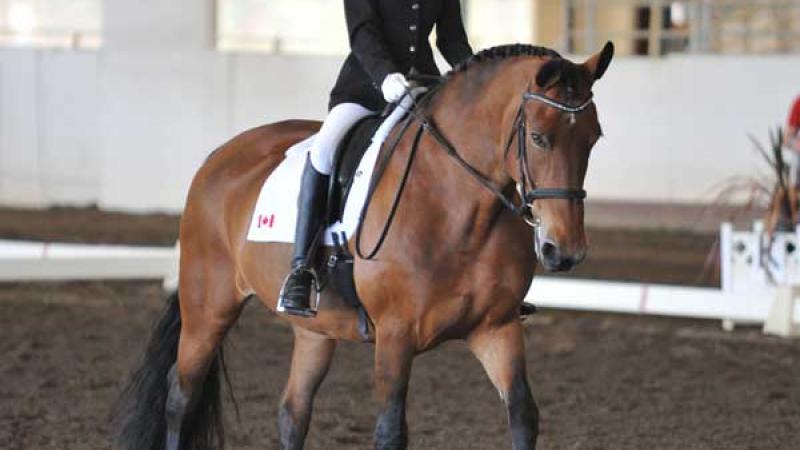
[326, 114, 383, 224]
[320, 114, 384, 342]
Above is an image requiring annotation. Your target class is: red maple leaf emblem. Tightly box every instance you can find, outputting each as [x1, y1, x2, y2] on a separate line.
[258, 214, 276, 228]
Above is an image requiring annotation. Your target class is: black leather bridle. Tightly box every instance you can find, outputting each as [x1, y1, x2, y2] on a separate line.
[355, 87, 594, 259]
[419, 89, 593, 226]
[516, 92, 592, 218]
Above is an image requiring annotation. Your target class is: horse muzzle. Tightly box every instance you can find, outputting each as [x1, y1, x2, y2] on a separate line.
[537, 238, 587, 272]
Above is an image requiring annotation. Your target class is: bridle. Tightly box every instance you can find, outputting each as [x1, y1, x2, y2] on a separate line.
[355, 85, 595, 259]
[420, 89, 593, 226]
[513, 91, 593, 224]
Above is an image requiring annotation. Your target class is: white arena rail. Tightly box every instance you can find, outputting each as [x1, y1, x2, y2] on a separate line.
[529, 278, 775, 323]
[525, 222, 799, 336]
[2, 225, 798, 336]
[0, 240, 177, 281]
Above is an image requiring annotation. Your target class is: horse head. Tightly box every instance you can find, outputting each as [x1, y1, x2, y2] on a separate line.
[504, 42, 614, 272]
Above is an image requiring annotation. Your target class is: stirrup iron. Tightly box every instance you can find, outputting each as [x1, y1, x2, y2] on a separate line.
[277, 267, 322, 318]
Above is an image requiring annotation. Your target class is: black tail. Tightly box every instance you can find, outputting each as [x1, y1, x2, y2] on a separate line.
[111, 291, 225, 450]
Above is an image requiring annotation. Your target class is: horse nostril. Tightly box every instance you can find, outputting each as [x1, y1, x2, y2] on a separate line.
[541, 241, 558, 261]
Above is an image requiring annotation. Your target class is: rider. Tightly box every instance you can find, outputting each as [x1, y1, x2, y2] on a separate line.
[279, 0, 474, 317]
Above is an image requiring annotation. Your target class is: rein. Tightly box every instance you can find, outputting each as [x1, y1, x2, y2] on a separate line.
[354, 83, 593, 259]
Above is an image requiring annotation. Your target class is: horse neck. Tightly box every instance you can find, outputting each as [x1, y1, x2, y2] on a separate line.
[398, 60, 534, 253]
[428, 63, 528, 181]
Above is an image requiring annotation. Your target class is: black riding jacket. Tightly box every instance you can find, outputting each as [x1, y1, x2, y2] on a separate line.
[329, 0, 473, 111]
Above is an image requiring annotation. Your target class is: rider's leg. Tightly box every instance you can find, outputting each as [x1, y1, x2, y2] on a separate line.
[280, 102, 373, 317]
[310, 103, 374, 175]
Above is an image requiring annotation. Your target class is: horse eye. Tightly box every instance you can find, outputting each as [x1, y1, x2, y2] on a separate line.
[530, 132, 549, 150]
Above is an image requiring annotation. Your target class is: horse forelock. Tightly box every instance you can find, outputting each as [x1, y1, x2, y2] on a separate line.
[556, 62, 593, 105]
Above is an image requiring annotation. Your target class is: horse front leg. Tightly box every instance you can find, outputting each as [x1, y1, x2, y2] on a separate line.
[468, 321, 539, 450]
[279, 326, 337, 450]
[373, 328, 415, 450]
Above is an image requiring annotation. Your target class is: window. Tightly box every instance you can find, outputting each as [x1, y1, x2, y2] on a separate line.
[216, 0, 533, 55]
[217, 0, 348, 54]
[561, 0, 800, 56]
[462, 0, 534, 50]
[0, 0, 101, 49]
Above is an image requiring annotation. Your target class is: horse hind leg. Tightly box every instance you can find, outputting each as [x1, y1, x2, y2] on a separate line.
[112, 291, 183, 450]
[163, 259, 245, 450]
[279, 326, 337, 450]
[112, 275, 242, 450]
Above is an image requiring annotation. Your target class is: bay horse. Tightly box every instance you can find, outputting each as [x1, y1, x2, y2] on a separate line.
[113, 42, 614, 450]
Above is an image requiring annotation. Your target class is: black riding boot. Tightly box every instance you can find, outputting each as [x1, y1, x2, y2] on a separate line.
[279, 156, 329, 317]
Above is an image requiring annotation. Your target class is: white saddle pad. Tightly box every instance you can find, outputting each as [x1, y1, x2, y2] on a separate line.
[247, 97, 414, 246]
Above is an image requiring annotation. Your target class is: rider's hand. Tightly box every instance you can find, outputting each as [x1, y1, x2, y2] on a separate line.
[381, 73, 410, 103]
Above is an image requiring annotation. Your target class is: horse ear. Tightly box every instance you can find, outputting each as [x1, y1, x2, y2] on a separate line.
[584, 41, 615, 81]
[535, 58, 565, 88]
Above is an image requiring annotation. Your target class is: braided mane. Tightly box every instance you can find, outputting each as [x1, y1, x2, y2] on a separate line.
[413, 44, 563, 111]
[446, 44, 561, 79]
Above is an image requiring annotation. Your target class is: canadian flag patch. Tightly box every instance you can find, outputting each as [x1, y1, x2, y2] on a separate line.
[257, 214, 276, 229]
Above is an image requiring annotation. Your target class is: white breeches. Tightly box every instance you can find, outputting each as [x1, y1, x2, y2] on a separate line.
[309, 103, 375, 175]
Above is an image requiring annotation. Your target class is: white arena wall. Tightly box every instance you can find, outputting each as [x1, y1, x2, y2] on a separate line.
[1, 1, 799, 212]
[0, 48, 344, 211]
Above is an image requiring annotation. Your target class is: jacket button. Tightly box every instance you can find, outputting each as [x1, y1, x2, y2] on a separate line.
[412, 3, 419, 10]
[409, 25, 417, 31]
[409, 46, 416, 52]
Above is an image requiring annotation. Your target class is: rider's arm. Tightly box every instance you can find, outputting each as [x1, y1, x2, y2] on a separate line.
[345, 0, 400, 88]
[436, 0, 474, 68]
